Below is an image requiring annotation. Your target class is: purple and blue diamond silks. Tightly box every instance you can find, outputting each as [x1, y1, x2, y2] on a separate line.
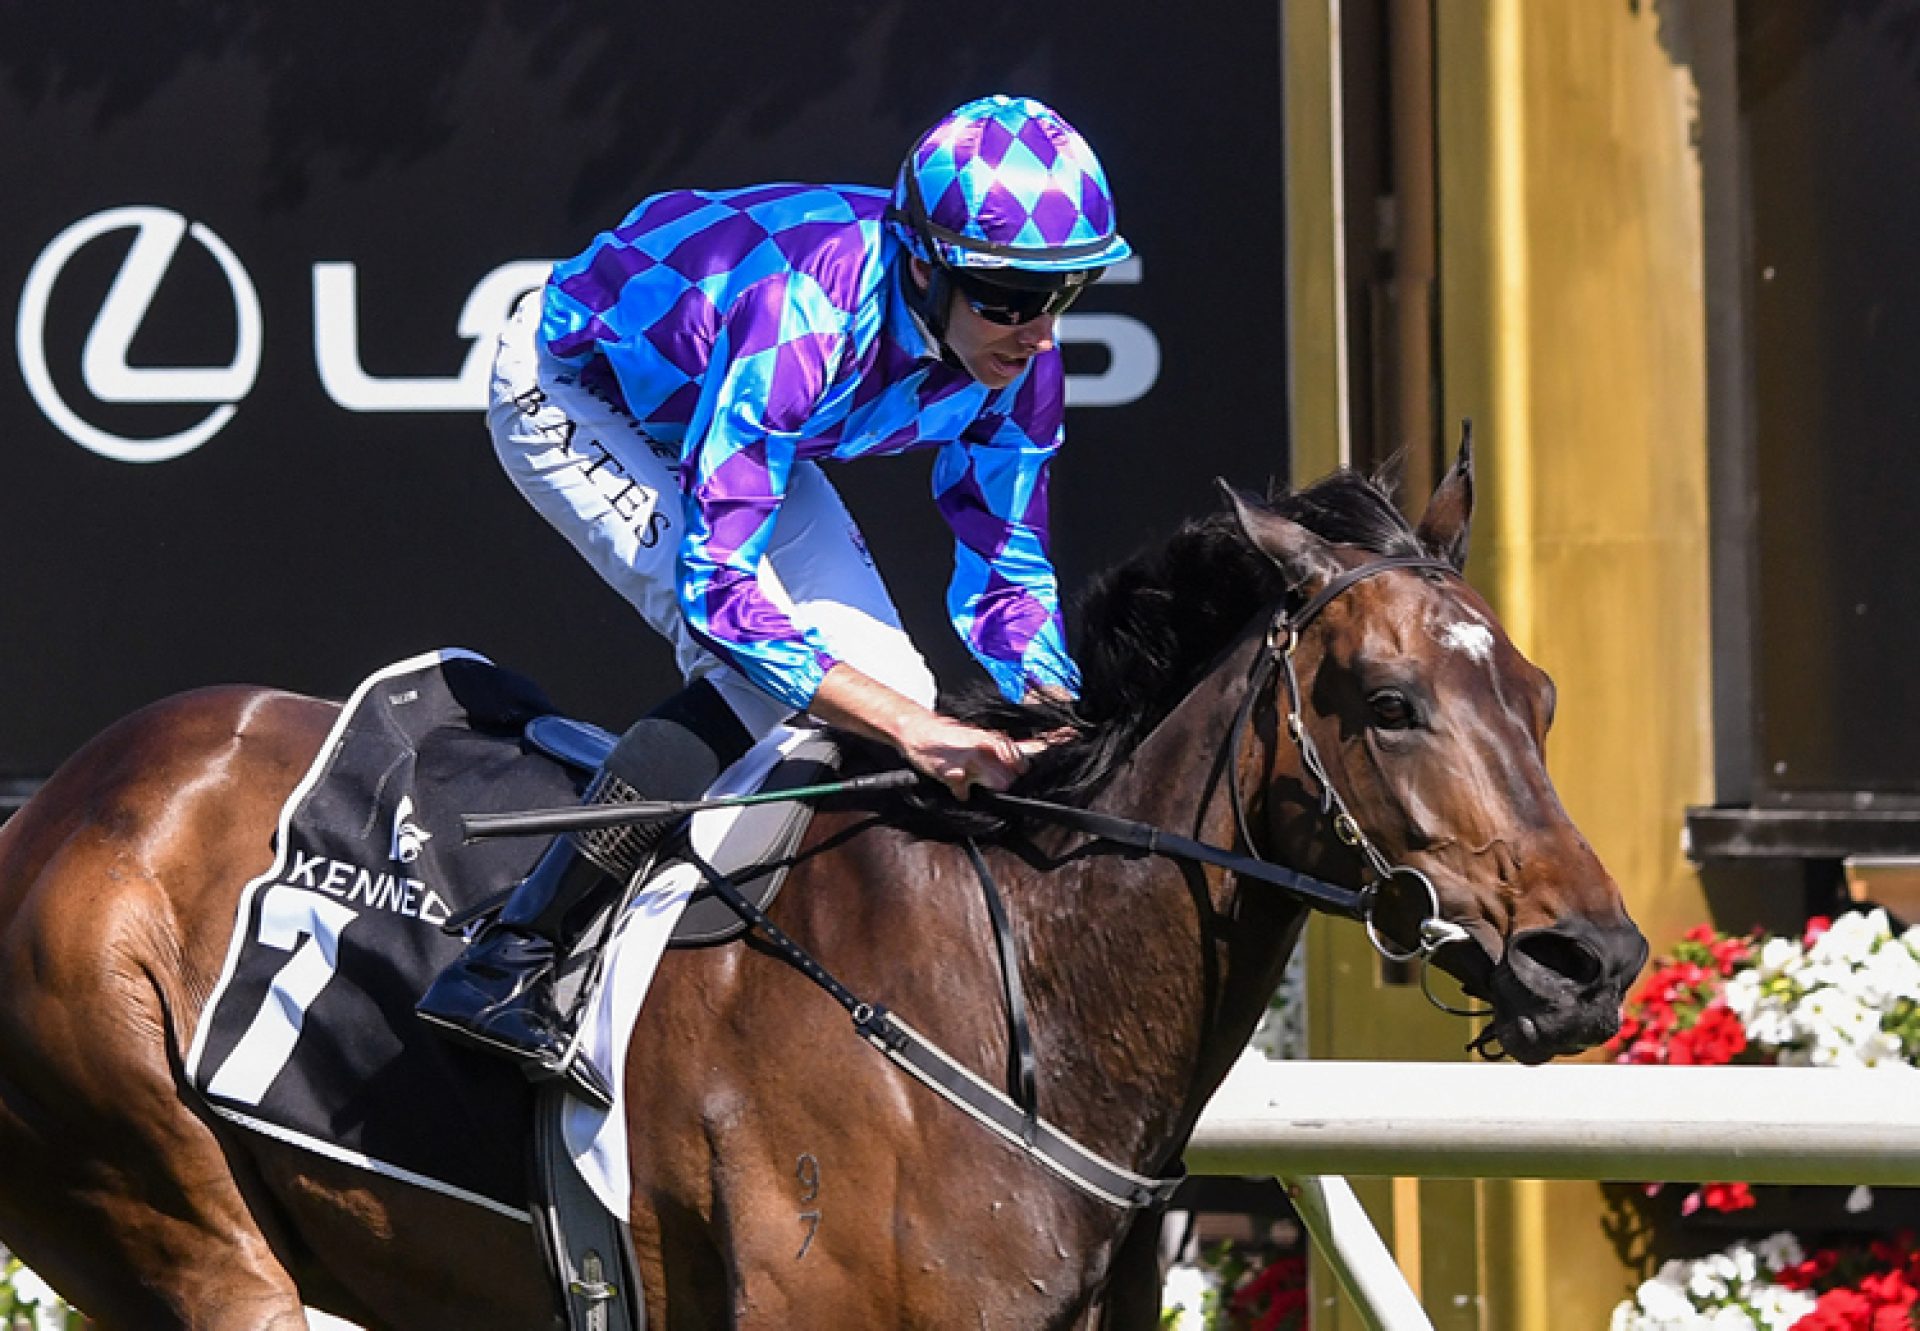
[538, 181, 1079, 712]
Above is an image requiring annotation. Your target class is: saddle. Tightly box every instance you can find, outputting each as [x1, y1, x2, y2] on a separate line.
[522, 712, 841, 952]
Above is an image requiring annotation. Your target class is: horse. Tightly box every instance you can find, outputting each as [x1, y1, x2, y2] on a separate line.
[0, 449, 1647, 1330]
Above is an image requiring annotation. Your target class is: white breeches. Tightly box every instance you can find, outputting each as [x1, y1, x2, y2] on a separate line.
[487, 294, 938, 738]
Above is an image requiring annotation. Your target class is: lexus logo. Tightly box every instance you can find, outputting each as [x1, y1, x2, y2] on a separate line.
[17, 206, 262, 464]
[17, 207, 1162, 466]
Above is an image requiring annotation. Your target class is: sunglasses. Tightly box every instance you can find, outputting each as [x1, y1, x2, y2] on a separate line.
[948, 269, 1092, 326]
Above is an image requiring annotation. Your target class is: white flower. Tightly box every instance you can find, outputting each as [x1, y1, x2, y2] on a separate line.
[1612, 1236, 1822, 1331]
[1856, 1030, 1909, 1067]
[1249, 949, 1309, 1061]
[1795, 987, 1876, 1059]
[1748, 1284, 1819, 1330]
[1810, 909, 1891, 966]
[1754, 1230, 1805, 1273]
[10, 1264, 59, 1307]
[1160, 1262, 1219, 1331]
[1686, 1262, 1730, 1302]
[1858, 943, 1920, 1004]
[1638, 1264, 1705, 1317]
[1723, 909, 1920, 1067]
[1755, 936, 1804, 979]
[1795, 961, 1853, 994]
[1723, 969, 1760, 1015]
[1608, 1305, 1639, 1331]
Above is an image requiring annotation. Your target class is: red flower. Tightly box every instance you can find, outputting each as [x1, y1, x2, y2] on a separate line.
[1668, 1005, 1749, 1066]
[1227, 1254, 1308, 1331]
[1607, 929, 1755, 1067]
[1796, 1287, 1871, 1329]
[1778, 1248, 1841, 1290]
[1710, 933, 1755, 976]
[1700, 1182, 1756, 1213]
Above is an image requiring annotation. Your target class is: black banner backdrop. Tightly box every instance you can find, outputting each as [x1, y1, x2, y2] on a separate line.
[0, 3, 1288, 776]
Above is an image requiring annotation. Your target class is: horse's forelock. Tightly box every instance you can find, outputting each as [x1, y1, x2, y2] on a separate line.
[1272, 467, 1425, 559]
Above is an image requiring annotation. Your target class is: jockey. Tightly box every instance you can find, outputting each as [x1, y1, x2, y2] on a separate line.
[417, 94, 1130, 1104]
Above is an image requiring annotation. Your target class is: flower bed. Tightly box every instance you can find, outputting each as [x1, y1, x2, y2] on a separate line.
[1607, 908, 1920, 1328]
[1611, 1231, 1920, 1330]
[1612, 910, 1920, 1073]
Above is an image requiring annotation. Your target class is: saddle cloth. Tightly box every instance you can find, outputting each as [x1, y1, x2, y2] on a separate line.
[184, 650, 839, 1221]
[184, 650, 569, 1216]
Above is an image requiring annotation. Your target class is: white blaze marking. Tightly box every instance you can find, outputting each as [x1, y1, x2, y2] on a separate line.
[1439, 621, 1495, 662]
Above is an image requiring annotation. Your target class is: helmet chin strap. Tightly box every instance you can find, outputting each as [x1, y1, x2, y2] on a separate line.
[900, 264, 969, 373]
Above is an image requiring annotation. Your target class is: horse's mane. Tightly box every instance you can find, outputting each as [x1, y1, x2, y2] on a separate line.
[933, 466, 1426, 810]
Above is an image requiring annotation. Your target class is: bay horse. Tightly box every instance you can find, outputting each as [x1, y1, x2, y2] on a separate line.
[0, 450, 1645, 1329]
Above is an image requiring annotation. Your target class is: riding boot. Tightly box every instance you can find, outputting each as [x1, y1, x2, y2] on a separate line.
[415, 680, 753, 1107]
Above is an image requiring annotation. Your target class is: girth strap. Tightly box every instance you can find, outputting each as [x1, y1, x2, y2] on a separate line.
[690, 861, 1179, 1210]
[963, 838, 1039, 1142]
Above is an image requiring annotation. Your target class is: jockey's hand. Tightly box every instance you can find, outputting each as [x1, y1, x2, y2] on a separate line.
[807, 663, 1042, 800]
[894, 712, 1038, 800]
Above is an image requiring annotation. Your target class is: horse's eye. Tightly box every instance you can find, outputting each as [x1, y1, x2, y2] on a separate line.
[1367, 689, 1419, 730]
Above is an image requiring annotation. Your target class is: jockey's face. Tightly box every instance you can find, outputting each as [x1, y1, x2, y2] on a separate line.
[910, 258, 1057, 390]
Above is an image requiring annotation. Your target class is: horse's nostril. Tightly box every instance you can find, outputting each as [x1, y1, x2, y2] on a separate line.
[1511, 930, 1603, 989]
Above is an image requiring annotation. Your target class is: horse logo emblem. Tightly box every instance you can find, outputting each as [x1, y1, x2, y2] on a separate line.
[390, 796, 431, 865]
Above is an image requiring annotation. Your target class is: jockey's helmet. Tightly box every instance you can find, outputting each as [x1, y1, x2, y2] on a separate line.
[889, 95, 1130, 343]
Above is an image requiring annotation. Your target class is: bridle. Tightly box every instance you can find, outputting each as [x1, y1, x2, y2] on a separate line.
[1223, 554, 1486, 1009]
[987, 552, 1486, 1013]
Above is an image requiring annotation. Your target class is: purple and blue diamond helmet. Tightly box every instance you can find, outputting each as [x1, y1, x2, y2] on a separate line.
[888, 95, 1132, 292]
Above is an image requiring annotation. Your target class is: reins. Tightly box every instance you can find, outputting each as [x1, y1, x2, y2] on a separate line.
[463, 553, 1492, 1208]
[982, 553, 1474, 975]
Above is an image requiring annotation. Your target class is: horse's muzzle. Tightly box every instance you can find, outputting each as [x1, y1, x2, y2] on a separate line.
[1485, 915, 1650, 1064]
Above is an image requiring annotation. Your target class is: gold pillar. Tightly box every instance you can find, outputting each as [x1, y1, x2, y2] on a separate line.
[1434, 1, 1716, 1327]
[1285, 0, 1351, 482]
[1291, 2, 1719, 1328]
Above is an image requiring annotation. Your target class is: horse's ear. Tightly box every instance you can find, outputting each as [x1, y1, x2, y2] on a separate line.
[1415, 424, 1475, 572]
[1217, 479, 1343, 592]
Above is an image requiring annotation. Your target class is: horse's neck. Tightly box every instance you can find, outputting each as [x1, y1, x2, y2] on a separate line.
[1015, 630, 1310, 1173]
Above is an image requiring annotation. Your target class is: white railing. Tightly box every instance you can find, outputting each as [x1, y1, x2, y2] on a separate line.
[1185, 1059, 1920, 1331]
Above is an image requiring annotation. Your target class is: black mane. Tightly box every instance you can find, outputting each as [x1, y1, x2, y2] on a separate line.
[943, 467, 1426, 807]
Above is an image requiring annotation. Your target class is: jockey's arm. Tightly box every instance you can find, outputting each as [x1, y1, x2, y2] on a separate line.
[936, 370, 1081, 706]
[808, 662, 1041, 801]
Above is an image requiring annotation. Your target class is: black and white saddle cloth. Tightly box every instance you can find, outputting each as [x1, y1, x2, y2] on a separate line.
[183, 649, 843, 1223]
[184, 649, 581, 1219]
